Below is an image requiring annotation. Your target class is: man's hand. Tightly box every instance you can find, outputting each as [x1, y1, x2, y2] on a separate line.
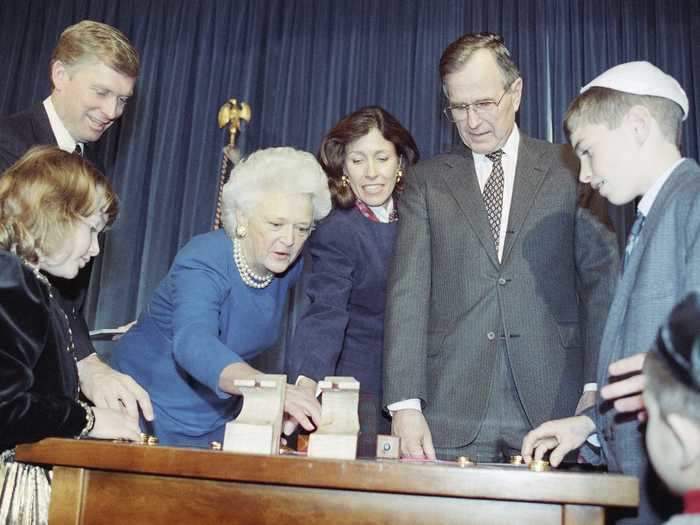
[521, 416, 596, 467]
[78, 354, 154, 421]
[600, 352, 647, 421]
[391, 409, 436, 460]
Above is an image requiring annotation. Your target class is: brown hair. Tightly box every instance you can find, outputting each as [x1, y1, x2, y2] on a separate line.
[439, 32, 520, 87]
[318, 106, 419, 208]
[0, 146, 118, 263]
[50, 20, 140, 88]
[564, 87, 683, 146]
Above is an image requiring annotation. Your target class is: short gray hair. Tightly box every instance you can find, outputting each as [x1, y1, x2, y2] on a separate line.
[221, 147, 332, 237]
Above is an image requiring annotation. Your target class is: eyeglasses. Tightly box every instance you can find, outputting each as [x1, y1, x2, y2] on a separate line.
[443, 81, 515, 122]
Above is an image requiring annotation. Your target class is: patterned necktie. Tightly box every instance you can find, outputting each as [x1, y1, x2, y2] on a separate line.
[484, 149, 505, 251]
[623, 209, 646, 272]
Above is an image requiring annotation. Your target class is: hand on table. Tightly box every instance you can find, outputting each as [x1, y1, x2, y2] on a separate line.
[78, 354, 154, 422]
[391, 409, 436, 460]
[89, 407, 143, 441]
[521, 416, 595, 467]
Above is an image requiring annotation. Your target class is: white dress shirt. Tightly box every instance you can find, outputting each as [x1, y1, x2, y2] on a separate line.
[43, 96, 83, 155]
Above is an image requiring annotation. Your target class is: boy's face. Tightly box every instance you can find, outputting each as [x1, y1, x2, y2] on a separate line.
[644, 392, 687, 496]
[570, 120, 643, 205]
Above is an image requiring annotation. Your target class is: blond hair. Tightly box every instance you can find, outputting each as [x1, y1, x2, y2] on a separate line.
[0, 146, 118, 263]
[50, 20, 139, 87]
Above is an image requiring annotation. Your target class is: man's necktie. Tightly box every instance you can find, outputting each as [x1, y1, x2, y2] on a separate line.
[73, 144, 83, 157]
[484, 149, 505, 251]
[623, 209, 646, 272]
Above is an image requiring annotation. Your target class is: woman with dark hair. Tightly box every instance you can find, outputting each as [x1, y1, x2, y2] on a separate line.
[287, 106, 419, 455]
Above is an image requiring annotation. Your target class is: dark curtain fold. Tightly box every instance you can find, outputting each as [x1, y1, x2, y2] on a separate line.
[1, 0, 698, 332]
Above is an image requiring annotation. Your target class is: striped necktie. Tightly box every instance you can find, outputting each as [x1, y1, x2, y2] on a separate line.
[623, 210, 646, 272]
[484, 149, 505, 251]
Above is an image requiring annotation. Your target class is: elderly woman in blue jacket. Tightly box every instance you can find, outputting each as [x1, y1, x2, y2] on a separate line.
[111, 147, 332, 447]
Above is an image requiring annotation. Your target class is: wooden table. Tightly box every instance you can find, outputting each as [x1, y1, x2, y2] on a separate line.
[16, 438, 638, 524]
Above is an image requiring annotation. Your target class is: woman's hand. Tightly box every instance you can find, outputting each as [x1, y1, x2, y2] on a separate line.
[78, 354, 154, 421]
[88, 407, 143, 441]
[283, 383, 321, 432]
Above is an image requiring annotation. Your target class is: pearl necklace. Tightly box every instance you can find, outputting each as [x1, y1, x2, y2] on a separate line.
[233, 237, 273, 289]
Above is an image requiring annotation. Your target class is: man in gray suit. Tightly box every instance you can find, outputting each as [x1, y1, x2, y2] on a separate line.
[522, 61, 697, 524]
[383, 32, 618, 462]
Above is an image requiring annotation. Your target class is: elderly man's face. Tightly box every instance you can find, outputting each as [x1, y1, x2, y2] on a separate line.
[51, 59, 136, 143]
[443, 50, 521, 155]
[236, 192, 313, 277]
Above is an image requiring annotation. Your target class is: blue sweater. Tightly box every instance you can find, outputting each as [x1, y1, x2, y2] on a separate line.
[111, 229, 302, 446]
[288, 207, 396, 395]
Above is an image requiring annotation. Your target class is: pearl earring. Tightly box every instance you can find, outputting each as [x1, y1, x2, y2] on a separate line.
[341, 174, 349, 188]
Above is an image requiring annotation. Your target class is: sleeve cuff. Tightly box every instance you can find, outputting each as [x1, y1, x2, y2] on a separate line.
[387, 398, 422, 416]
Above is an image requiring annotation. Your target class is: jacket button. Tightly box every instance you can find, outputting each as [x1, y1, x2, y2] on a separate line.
[498, 278, 507, 285]
[487, 332, 496, 340]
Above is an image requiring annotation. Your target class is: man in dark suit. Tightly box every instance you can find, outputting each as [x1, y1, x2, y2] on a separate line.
[522, 61, 696, 524]
[0, 20, 152, 421]
[383, 32, 618, 462]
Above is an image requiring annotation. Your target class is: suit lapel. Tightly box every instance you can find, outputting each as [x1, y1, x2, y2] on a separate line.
[29, 102, 59, 146]
[438, 143, 500, 268]
[599, 161, 690, 372]
[501, 136, 548, 263]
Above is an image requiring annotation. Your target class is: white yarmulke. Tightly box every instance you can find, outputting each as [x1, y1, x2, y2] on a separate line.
[581, 61, 689, 121]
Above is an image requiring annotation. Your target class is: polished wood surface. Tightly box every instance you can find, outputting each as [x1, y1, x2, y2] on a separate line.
[16, 438, 638, 524]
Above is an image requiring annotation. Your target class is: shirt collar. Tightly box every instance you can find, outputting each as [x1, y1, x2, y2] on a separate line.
[43, 96, 81, 154]
[369, 198, 394, 223]
[637, 158, 685, 216]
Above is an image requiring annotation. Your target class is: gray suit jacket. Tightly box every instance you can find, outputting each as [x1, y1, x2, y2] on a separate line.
[383, 134, 619, 448]
[592, 158, 700, 524]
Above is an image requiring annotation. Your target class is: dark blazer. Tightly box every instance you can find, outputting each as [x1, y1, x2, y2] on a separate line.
[0, 102, 100, 360]
[0, 250, 88, 450]
[288, 207, 397, 395]
[590, 159, 700, 524]
[383, 134, 619, 448]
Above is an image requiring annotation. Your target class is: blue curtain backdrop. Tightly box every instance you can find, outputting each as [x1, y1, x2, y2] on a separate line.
[1, 0, 698, 332]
